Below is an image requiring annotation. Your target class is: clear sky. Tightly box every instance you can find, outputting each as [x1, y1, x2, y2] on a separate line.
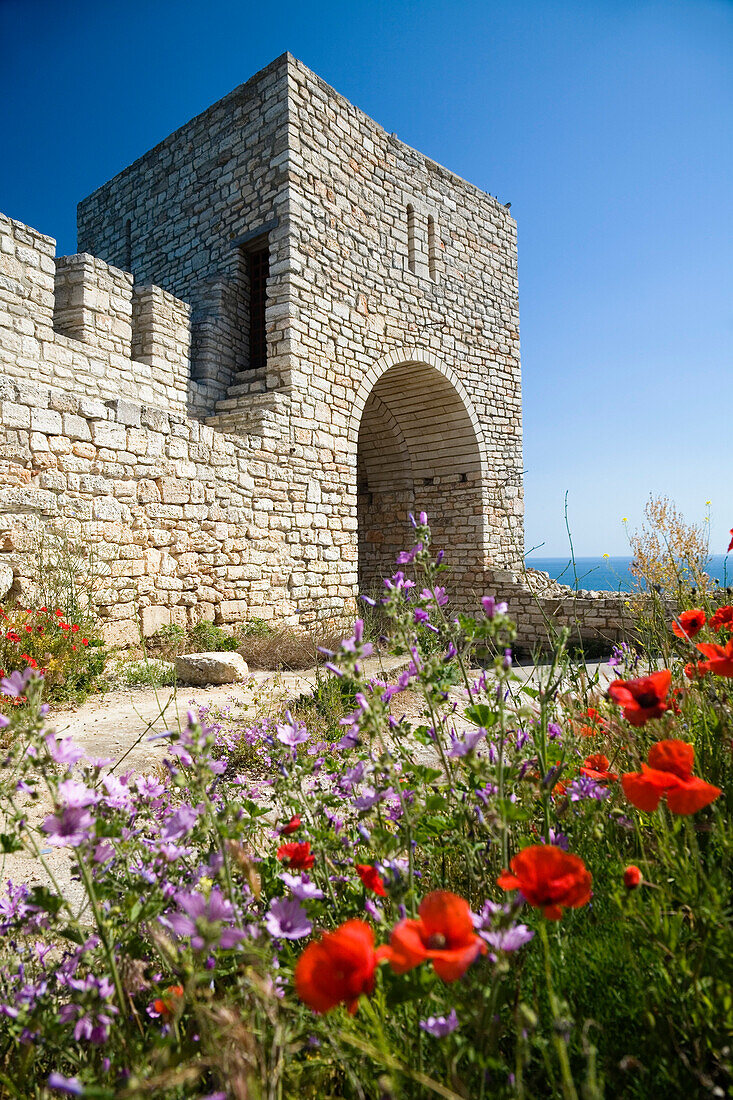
[1, 0, 731, 556]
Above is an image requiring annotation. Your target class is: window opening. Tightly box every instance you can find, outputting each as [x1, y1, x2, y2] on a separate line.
[407, 204, 416, 274]
[247, 246, 269, 372]
[427, 215, 438, 281]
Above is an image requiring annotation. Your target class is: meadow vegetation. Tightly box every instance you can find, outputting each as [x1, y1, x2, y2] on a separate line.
[0, 516, 730, 1098]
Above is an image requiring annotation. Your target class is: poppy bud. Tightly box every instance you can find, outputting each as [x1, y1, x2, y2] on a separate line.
[623, 865, 642, 889]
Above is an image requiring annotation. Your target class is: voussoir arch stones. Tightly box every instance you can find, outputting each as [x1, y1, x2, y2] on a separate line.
[348, 348, 489, 482]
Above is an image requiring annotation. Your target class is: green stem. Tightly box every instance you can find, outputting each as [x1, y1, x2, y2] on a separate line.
[539, 923, 579, 1100]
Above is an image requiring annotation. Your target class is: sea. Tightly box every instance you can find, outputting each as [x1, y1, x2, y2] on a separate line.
[524, 555, 732, 594]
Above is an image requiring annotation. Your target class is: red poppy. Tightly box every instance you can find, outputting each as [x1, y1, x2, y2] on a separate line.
[497, 845, 592, 920]
[279, 814, 301, 836]
[621, 739, 721, 815]
[355, 864, 386, 897]
[379, 891, 487, 981]
[277, 840, 315, 870]
[672, 609, 706, 639]
[607, 670, 672, 727]
[580, 753, 617, 783]
[709, 605, 733, 633]
[623, 865, 642, 889]
[684, 661, 708, 681]
[695, 637, 733, 677]
[81, 638, 89, 646]
[728, 529, 733, 553]
[295, 919, 377, 1014]
[71, 624, 80, 633]
[153, 983, 184, 1019]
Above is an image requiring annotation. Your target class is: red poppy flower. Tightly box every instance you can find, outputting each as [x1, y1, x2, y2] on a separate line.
[672, 609, 706, 639]
[623, 865, 642, 889]
[71, 624, 80, 633]
[696, 637, 733, 677]
[684, 661, 708, 680]
[279, 814, 301, 836]
[355, 864, 386, 897]
[497, 845, 592, 920]
[580, 753, 617, 783]
[710, 605, 733, 633]
[607, 670, 672, 727]
[153, 984, 184, 1019]
[621, 739, 721, 815]
[277, 840, 315, 870]
[379, 891, 487, 981]
[728, 529, 733, 553]
[295, 919, 377, 1014]
[81, 638, 89, 646]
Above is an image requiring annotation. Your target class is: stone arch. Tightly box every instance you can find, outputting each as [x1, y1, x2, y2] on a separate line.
[352, 349, 489, 597]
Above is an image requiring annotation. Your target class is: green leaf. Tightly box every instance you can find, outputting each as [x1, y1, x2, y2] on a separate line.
[465, 703, 497, 727]
[0, 833, 22, 853]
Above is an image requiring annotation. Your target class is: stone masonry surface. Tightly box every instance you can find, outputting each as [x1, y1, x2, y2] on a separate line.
[0, 54, 627, 646]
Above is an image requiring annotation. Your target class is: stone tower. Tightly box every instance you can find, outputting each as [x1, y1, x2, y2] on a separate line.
[0, 54, 525, 639]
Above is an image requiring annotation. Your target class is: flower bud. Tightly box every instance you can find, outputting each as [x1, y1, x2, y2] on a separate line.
[623, 864, 642, 889]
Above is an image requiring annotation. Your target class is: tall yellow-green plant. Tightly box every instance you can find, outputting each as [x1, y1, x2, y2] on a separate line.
[628, 495, 711, 598]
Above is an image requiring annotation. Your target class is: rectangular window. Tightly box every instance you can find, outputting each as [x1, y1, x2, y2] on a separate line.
[427, 215, 438, 281]
[247, 246, 269, 372]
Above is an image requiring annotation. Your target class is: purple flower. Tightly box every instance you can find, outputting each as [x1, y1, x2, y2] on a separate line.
[413, 607, 430, 624]
[101, 774, 132, 810]
[279, 873, 324, 900]
[42, 807, 94, 848]
[547, 829, 569, 850]
[0, 668, 35, 697]
[265, 897, 312, 940]
[420, 1009, 458, 1037]
[0, 715, 9, 729]
[162, 888, 244, 951]
[276, 717, 309, 748]
[397, 543, 422, 565]
[341, 619, 374, 657]
[57, 780, 97, 808]
[481, 596, 508, 618]
[92, 841, 114, 865]
[336, 729, 360, 750]
[48, 1073, 84, 1096]
[420, 586, 448, 607]
[503, 648, 512, 670]
[548, 722, 563, 741]
[135, 775, 165, 800]
[161, 804, 199, 840]
[45, 735, 85, 767]
[483, 925, 534, 952]
[448, 727, 486, 759]
[568, 775, 610, 803]
[353, 786, 392, 811]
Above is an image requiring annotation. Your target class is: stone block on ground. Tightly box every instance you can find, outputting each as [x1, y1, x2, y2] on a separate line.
[173, 651, 249, 685]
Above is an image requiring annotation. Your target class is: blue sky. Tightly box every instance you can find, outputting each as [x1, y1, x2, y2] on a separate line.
[1, 0, 731, 555]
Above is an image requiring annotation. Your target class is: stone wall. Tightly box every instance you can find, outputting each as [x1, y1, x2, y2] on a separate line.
[0, 54, 629, 650]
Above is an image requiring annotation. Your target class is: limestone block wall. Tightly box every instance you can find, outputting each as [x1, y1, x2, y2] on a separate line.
[77, 55, 293, 411]
[0, 55, 629, 650]
[283, 57, 523, 596]
[0, 214, 195, 414]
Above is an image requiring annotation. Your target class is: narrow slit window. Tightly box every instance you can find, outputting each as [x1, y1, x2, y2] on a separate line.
[406, 204, 416, 274]
[427, 215, 438, 281]
[247, 246, 269, 372]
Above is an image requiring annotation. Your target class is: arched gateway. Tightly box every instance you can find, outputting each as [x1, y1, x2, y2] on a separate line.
[352, 352, 489, 599]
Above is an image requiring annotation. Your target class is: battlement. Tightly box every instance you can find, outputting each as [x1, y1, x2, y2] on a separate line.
[0, 212, 195, 414]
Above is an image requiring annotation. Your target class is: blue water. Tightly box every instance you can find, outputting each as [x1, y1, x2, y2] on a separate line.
[524, 555, 732, 593]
